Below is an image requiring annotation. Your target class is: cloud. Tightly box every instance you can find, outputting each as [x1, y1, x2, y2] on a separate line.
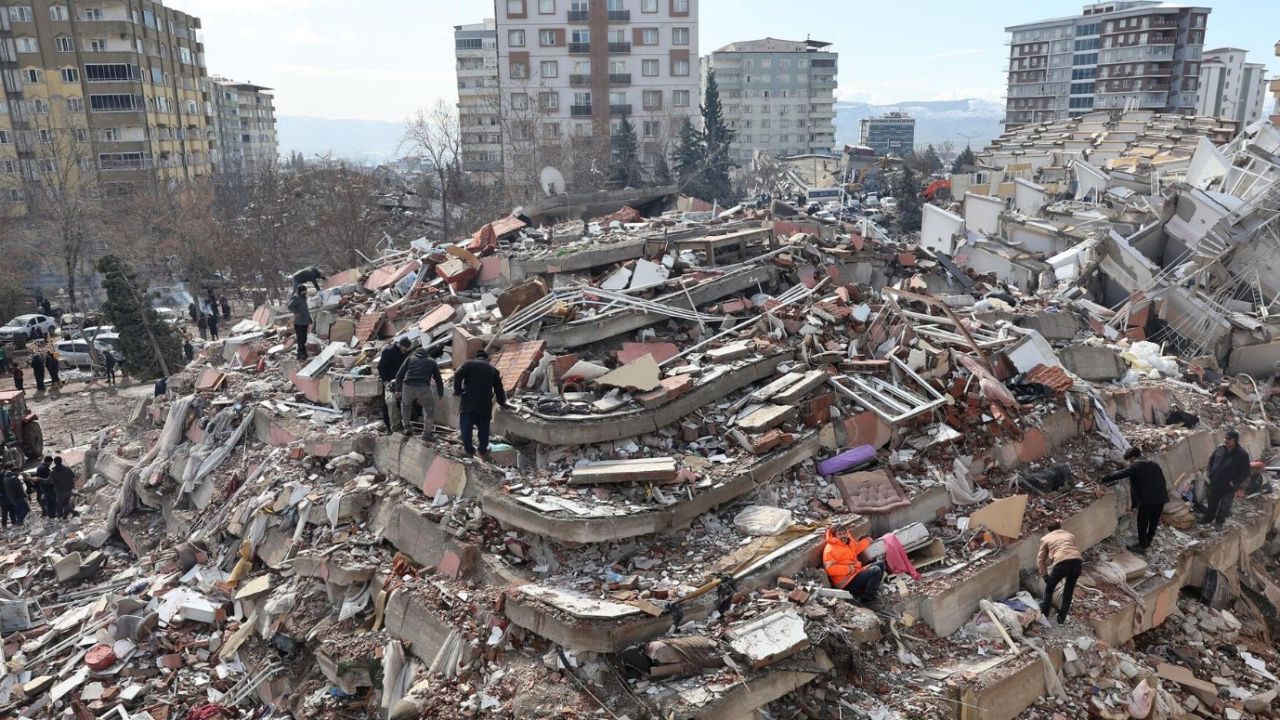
[921, 48, 986, 61]
[281, 25, 322, 46]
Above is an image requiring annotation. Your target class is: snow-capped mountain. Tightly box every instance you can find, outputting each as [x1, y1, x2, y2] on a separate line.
[835, 98, 1005, 151]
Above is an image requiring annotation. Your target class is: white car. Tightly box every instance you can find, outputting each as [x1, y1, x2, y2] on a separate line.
[0, 314, 56, 342]
[54, 335, 121, 368]
[79, 325, 116, 341]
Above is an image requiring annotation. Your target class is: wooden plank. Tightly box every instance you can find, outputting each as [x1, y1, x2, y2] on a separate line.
[569, 457, 678, 485]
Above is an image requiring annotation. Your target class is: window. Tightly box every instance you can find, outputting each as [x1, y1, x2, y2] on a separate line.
[16, 38, 39, 54]
[49, 4, 68, 20]
[1073, 38, 1099, 51]
[83, 7, 103, 20]
[37, 128, 53, 143]
[507, 0, 525, 14]
[0, 131, 9, 144]
[508, 30, 526, 47]
[179, 47, 192, 64]
[543, 123, 560, 140]
[511, 93, 529, 110]
[540, 60, 558, 78]
[641, 28, 658, 45]
[0, 160, 14, 174]
[151, 67, 164, 84]
[1072, 53, 1097, 66]
[571, 29, 589, 44]
[38, 158, 55, 173]
[569, 0, 587, 10]
[89, 39, 109, 53]
[642, 0, 657, 11]
[8, 6, 33, 22]
[672, 28, 689, 45]
[673, 0, 689, 11]
[539, 0, 555, 13]
[1071, 67, 1096, 80]
[643, 90, 661, 109]
[574, 92, 591, 109]
[642, 59, 658, 76]
[511, 61, 528, 79]
[609, 91, 626, 106]
[75, 128, 89, 142]
[61, 68, 80, 83]
[643, 120, 660, 138]
[540, 29, 557, 46]
[103, 127, 120, 141]
[673, 59, 689, 76]
[539, 91, 559, 110]
[456, 38, 482, 50]
[609, 59, 626, 73]
[673, 90, 689, 107]
[21, 69, 42, 84]
[90, 94, 141, 111]
[1070, 82, 1094, 94]
[55, 36, 75, 53]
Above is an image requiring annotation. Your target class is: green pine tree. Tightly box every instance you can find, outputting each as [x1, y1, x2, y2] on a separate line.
[672, 118, 705, 196]
[894, 165, 923, 233]
[609, 116, 644, 190]
[97, 255, 184, 381]
[699, 70, 735, 205]
[921, 144, 943, 174]
[652, 153, 672, 186]
[951, 145, 977, 173]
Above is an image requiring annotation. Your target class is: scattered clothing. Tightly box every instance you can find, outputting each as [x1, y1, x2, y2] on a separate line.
[881, 533, 921, 580]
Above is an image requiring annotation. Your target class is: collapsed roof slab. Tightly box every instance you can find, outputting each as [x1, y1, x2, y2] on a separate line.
[643, 226, 773, 267]
[509, 237, 649, 281]
[647, 650, 834, 720]
[537, 264, 777, 350]
[523, 184, 678, 225]
[497, 352, 791, 445]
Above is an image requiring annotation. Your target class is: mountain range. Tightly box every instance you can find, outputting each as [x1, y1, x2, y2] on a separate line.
[277, 98, 1007, 165]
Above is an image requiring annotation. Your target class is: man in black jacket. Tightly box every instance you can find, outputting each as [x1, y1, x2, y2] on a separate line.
[49, 456, 77, 519]
[1202, 429, 1251, 530]
[1102, 447, 1168, 553]
[31, 354, 45, 394]
[378, 339, 411, 433]
[288, 285, 312, 361]
[1, 465, 28, 526]
[453, 350, 509, 457]
[32, 455, 53, 516]
[395, 345, 444, 440]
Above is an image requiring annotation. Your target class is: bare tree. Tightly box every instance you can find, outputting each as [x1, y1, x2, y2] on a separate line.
[293, 163, 379, 269]
[404, 100, 462, 243]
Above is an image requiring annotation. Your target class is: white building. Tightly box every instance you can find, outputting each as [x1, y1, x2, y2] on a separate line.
[703, 38, 837, 164]
[455, 20, 503, 173]
[1196, 48, 1268, 126]
[208, 78, 279, 175]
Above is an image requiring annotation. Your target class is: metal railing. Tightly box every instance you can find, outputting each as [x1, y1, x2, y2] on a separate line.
[570, 104, 593, 117]
[608, 73, 631, 85]
[569, 42, 591, 54]
[608, 41, 631, 53]
[607, 9, 629, 21]
[569, 74, 592, 87]
[567, 9, 589, 21]
[609, 104, 631, 115]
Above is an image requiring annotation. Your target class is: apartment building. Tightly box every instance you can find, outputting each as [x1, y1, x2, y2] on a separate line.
[1005, 1, 1209, 127]
[455, 20, 501, 173]
[1195, 48, 1267, 126]
[0, 0, 214, 213]
[859, 111, 915, 157]
[704, 37, 837, 164]
[208, 76, 277, 175]
[477, 0, 699, 188]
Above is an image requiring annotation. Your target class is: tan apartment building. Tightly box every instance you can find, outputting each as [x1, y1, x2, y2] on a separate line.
[704, 38, 838, 165]
[209, 76, 278, 175]
[481, 0, 700, 191]
[1005, 1, 1209, 127]
[0, 0, 212, 214]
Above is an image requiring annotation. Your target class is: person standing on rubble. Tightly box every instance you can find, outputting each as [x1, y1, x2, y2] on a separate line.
[395, 344, 445, 440]
[33, 455, 52, 516]
[183, 336, 195, 363]
[220, 295, 231, 320]
[30, 353, 45, 394]
[1037, 522, 1082, 625]
[49, 455, 77, 519]
[103, 348, 117, 386]
[1202, 429, 1251, 531]
[453, 349, 508, 457]
[196, 312, 207, 341]
[822, 527, 884, 605]
[288, 285, 312, 362]
[379, 338, 411, 433]
[206, 310, 220, 341]
[44, 347, 60, 390]
[10, 361, 22, 391]
[1, 464, 28, 527]
[1102, 447, 1169, 554]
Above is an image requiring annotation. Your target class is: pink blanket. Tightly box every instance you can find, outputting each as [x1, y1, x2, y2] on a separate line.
[882, 533, 921, 580]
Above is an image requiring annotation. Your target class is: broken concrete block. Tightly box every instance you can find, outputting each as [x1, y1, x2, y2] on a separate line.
[418, 303, 456, 333]
[737, 404, 795, 434]
[497, 278, 549, 318]
[595, 353, 660, 393]
[618, 342, 680, 365]
[733, 506, 793, 536]
[435, 258, 477, 291]
[53, 552, 83, 583]
[636, 374, 693, 409]
[1058, 345, 1126, 381]
[570, 457, 678, 485]
[726, 609, 810, 669]
[706, 340, 753, 363]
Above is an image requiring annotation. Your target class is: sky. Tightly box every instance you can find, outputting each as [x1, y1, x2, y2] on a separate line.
[178, 0, 1280, 122]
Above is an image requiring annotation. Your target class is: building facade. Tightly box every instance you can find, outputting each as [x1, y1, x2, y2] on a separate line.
[468, 0, 699, 190]
[0, 0, 214, 213]
[455, 19, 501, 173]
[1195, 48, 1267, 126]
[1005, 1, 1209, 127]
[703, 37, 837, 164]
[208, 77, 277, 175]
[859, 111, 915, 157]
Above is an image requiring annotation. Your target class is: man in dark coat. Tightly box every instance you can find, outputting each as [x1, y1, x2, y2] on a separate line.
[31, 354, 45, 393]
[49, 456, 77, 519]
[1, 465, 28, 526]
[288, 285, 312, 361]
[10, 363, 22, 391]
[395, 346, 444, 440]
[1202, 429, 1251, 530]
[32, 456, 52, 516]
[220, 295, 231, 320]
[206, 311, 219, 341]
[104, 350, 117, 386]
[453, 350, 508, 457]
[1102, 447, 1169, 553]
[378, 339, 411, 432]
[44, 350, 60, 389]
[291, 266, 326, 291]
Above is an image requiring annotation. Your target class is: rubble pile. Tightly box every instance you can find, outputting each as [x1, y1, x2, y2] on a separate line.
[5, 113, 1280, 720]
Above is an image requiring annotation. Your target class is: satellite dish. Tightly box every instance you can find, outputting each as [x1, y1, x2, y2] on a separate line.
[540, 166, 566, 197]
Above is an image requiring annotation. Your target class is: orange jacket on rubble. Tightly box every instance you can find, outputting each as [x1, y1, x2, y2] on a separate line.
[823, 528, 872, 589]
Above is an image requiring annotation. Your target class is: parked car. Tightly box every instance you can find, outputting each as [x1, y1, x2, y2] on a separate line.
[0, 315, 56, 342]
[93, 333, 125, 361]
[78, 325, 116, 341]
[879, 198, 899, 215]
[54, 335, 121, 368]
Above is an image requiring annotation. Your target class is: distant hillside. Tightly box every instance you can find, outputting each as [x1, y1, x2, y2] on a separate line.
[277, 116, 407, 165]
[835, 99, 1005, 151]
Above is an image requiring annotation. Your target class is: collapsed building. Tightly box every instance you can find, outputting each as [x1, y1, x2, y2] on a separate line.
[3, 115, 1280, 720]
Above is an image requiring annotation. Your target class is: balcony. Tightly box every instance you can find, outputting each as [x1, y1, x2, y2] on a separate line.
[609, 104, 632, 116]
[570, 104, 593, 117]
[569, 42, 591, 54]
[608, 73, 631, 85]
[608, 41, 631, 54]
[569, 74, 592, 87]
[608, 9, 629, 21]
[567, 9, 589, 22]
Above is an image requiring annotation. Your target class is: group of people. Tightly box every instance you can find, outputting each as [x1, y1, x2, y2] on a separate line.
[1, 455, 77, 528]
[9, 347, 63, 393]
[376, 337, 509, 457]
[818, 430, 1260, 624]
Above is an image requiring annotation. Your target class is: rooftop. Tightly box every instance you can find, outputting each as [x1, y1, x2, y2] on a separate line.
[714, 37, 833, 54]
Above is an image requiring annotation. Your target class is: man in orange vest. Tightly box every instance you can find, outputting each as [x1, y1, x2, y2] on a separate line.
[823, 527, 885, 604]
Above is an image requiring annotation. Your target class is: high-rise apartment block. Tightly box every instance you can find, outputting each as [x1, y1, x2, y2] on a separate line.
[457, 0, 700, 189]
[1005, 1, 1209, 127]
[859, 111, 915, 157]
[208, 77, 277, 175]
[0, 0, 214, 211]
[1195, 48, 1267, 126]
[455, 20, 501, 173]
[703, 37, 837, 164]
